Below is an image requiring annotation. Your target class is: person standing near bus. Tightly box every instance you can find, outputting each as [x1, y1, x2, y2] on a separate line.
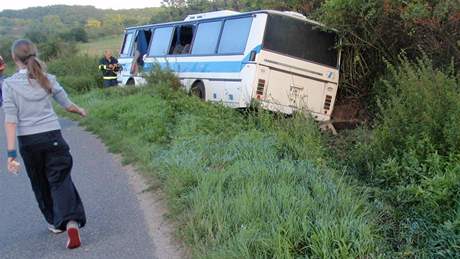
[98, 50, 119, 88]
[0, 55, 7, 106]
[2, 39, 87, 249]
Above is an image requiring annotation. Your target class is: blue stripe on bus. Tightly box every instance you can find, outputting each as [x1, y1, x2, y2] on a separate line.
[145, 61, 243, 73]
[143, 45, 262, 73]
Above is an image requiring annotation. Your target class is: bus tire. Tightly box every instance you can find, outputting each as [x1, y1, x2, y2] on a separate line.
[127, 78, 135, 86]
[191, 81, 206, 100]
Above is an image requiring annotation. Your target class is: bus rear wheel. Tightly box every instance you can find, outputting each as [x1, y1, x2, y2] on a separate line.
[191, 81, 205, 100]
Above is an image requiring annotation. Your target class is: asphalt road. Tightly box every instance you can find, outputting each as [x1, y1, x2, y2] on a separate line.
[0, 115, 157, 259]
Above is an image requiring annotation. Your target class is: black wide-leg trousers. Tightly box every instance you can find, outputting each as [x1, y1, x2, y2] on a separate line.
[18, 130, 86, 231]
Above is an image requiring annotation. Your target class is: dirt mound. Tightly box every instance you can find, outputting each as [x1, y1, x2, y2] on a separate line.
[331, 97, 367, 130]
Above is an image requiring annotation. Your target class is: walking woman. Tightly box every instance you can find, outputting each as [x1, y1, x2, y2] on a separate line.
[2, 39, 87, 249]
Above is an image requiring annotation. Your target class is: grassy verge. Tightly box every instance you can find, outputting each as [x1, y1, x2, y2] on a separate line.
[59, 78, 386, 257]
[52, 55, 459, 257]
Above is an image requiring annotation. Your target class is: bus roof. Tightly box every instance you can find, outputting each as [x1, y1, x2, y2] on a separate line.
[125, 10, 329, 31]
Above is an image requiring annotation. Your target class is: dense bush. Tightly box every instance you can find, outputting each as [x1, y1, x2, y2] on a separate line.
[62, 72, 387, 257]
[60, 27, 88, 43]
[316, 0, 459, 102]
[38, 39, 79, 61]
[346, 58, 460, 257]
[47, 54, 102, 93]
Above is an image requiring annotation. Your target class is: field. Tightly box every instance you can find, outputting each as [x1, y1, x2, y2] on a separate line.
[77, 35, 122, 57]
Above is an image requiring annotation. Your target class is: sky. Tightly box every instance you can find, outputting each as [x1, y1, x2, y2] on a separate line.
[0, 0, 163, 11]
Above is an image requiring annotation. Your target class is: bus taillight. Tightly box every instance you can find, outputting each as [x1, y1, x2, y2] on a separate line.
[256, 79, 266, 99]
[324, 95, 333, 112]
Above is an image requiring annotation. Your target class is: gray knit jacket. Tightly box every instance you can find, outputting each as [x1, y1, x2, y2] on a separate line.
[2, 69, 74, 136]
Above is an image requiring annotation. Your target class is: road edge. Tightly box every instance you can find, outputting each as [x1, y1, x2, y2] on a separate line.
[115, 155, 190, 259]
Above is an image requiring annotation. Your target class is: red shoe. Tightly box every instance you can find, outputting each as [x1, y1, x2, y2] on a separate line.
[66, 223, 81, 249]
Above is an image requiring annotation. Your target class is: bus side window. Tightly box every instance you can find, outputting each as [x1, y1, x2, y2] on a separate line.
[192, 21, 222, 55]
[149, 27, 174, 56]
[133, 30, 152, 63]
[169, 25, 195, 55]
[121, 32, 134, 56]
[218, 17, 253, 54]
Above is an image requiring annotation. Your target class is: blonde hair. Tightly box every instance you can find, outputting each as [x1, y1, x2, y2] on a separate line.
[12, 39, 52, 94]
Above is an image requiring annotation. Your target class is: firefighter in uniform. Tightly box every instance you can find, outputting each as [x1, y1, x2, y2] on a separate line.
[98, 50, 120, 88]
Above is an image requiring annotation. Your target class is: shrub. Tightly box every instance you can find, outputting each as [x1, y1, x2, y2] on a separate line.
[37, 38, 78, 61]
[372, 57, 460, 180]
[47, 54, 102, 93]
[349, 57, 460, 256]
[146, 64, 182, 91]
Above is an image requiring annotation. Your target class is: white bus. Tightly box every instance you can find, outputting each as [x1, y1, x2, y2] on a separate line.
[118, 10, 341, 122]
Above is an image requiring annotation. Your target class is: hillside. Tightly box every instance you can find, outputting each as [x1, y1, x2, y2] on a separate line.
[0, 5, 160, 39]
[77, 35, 123, 56]
[0, 5, 177, 63]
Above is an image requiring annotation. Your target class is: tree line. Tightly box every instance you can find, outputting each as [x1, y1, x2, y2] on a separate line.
[0, 5, 159, 62]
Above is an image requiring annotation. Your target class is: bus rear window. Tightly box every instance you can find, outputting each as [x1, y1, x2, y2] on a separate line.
[121, 32, 134, 56]
[263, 14, 338, 68]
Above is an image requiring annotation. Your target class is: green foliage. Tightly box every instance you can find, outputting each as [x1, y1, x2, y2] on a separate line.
[63, 70, 386, 258]
[0, 5, 159, 44]
[23, 15, 89, 48]
[316, 0, 460, 100]
[47, 54, 102, 93]
[0, 37, 15, 64]
[163, 0, 322, 14]
[346, 57, 460, 257]
[37, 39, 78, 62]
[60, 27, 88, 43]
[145, 64, 182, 90]
[374, 57, 460, 163]
[158, 0, 325, 25]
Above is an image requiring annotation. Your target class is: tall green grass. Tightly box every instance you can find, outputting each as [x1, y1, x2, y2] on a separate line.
[65, 74, 386, 257]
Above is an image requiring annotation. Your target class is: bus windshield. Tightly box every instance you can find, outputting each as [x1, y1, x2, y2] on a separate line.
[263, 14, 338, 68]
[121, 32, 134, 56]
